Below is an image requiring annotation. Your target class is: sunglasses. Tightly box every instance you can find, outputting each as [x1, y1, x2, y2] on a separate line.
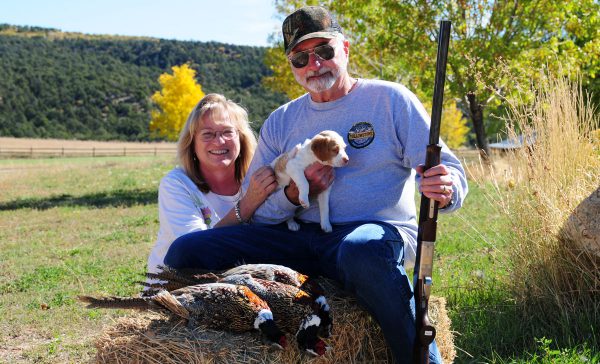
[288, 44, 336, 68]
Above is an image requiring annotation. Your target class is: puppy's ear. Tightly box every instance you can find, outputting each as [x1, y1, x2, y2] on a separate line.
[329, 141, 340, 155]
[311, 135, 332, 162]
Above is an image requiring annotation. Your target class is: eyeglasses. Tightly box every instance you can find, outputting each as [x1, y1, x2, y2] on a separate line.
[198, 128, 238, 142]
[288, 43, 336, 68]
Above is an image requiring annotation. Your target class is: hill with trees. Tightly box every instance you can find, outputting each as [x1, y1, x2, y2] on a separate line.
[0, 24, 288, 141]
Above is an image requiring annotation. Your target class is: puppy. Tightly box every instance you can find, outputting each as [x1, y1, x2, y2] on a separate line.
[271, 130, 349, 232]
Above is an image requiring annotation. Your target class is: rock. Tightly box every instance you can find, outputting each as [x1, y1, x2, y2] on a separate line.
[562, 186, 600, 258]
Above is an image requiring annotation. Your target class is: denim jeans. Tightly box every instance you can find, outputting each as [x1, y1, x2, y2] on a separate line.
[164, 221, 442, 364]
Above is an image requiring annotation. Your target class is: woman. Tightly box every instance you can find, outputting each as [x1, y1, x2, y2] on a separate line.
[146, 93, 277, 274]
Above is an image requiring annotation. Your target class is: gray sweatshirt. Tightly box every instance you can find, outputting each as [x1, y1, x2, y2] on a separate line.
[243, 78, 468, 268]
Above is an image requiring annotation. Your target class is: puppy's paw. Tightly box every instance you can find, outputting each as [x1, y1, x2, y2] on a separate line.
[287, 219, 300, 231]
[299, 194, 310, 209]
[321, 221, 332, 233]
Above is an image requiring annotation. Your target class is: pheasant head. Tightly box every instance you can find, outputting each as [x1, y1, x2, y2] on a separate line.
[295, 314, 328, 356]
[254, 308, 288, 350]
[313, 295, 333, 338]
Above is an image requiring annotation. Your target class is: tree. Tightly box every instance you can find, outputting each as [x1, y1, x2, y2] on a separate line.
[150, 64, 205, 141]
[270, 0, 600, 158]
[425, 101, 470, 149]
[263, 45, 306, 100]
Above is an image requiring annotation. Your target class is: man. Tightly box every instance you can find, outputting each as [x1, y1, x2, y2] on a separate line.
[165, 6, 467, 363]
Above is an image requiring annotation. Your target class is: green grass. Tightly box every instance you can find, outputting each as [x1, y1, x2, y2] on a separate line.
[0, 156, 595, 363]
[0, 156, 172, 363]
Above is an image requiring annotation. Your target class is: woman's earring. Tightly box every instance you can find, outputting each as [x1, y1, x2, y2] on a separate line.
[193, 154, 198, 162]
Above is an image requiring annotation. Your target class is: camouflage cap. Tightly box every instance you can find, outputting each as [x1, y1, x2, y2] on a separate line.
[282, 6, 343, 55]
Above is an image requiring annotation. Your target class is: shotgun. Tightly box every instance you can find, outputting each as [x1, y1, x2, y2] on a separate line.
[413, 20, 451, 364]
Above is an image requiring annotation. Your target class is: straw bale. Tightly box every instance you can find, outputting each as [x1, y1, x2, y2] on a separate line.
[95, 280, 455, 363]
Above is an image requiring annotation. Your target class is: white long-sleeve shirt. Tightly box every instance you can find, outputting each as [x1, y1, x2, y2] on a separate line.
[146, 167, 241, 274]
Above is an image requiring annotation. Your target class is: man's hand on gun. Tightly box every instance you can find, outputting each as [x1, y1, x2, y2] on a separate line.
[416, 164, 453, 208]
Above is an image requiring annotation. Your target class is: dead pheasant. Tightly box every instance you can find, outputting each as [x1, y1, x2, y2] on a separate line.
[144, 263, 333, 338]
[216, 273, 328, 356]
[78, 283, 287, 349]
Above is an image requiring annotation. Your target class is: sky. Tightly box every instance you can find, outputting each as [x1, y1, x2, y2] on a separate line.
[0, 0, 283, 47]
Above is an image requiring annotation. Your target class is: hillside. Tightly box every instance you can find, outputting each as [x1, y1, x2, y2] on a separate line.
[0, 24, 288, 141]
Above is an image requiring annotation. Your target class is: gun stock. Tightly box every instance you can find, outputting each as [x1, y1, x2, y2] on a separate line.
[413, 20, 451, 364]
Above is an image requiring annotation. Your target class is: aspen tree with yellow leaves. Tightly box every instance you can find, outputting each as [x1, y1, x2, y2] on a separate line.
[150, 64, 205, 141]
[440, 104, 469, 149]
[422, 101, 469, 149]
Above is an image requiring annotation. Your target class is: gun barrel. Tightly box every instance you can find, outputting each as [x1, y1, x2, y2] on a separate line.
[413, 20, 452, 364]
[429, 20, 451, 146]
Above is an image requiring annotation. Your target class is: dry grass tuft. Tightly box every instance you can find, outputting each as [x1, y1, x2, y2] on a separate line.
[476, 73, 600, 340]
[94, 280, 455, 363]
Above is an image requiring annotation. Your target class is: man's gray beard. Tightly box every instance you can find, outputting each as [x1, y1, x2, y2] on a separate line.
[295, 67, 339, 93]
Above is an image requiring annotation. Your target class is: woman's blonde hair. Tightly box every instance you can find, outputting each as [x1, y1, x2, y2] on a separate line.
[177, 93, 257, 193]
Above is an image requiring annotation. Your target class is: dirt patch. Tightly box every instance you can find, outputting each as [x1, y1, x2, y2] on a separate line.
[0, 323, 100, 363]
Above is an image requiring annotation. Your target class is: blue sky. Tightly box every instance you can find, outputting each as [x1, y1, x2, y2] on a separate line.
[0, 0, 283, 46]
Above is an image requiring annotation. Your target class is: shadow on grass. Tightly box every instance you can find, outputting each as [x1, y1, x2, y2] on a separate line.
[0, 189, 157, 211]
[447, 284, 525, 362]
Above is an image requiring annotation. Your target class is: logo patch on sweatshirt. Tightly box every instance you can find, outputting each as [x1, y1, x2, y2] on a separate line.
[347, 122, 375, 149]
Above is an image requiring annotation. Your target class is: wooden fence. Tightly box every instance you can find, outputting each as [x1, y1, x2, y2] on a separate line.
[0, 145, 481, 161]
[0, 146, 177, 158]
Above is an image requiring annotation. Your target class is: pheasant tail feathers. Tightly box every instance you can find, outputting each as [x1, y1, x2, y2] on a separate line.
[77, 295, 151, 310]
[153, 291, 189, 319]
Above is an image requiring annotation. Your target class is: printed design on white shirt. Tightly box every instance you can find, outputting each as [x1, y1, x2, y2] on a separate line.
[347, 121, 375, 149]
[190, 194, 213, 228]
[201, 207, 212, 227]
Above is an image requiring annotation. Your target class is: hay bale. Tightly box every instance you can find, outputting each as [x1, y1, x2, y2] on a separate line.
[95, 280, 455, 363]
[562, 186, 600, 259]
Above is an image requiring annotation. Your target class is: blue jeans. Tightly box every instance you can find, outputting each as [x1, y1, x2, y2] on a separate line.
[164, 221, 442, 364]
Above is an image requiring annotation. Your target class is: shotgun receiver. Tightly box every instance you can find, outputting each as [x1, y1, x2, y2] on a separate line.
[413, 20, 451, 364]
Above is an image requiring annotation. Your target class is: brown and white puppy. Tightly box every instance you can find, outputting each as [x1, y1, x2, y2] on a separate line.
[270, 130, 349, 232]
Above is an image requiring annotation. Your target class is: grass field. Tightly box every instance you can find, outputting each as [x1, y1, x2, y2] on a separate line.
[0, 155, 596, 363]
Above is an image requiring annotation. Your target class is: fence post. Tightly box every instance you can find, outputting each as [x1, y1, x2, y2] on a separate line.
[92, 147, 95, 157]
[154, 147, 157, 156]
[62, 147, 64, 156]
[123, 147, 126, 156]
[30, 147, 33, 157]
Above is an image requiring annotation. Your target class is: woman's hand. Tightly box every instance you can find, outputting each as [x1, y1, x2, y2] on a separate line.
[416, 164, 454, 208]
[239, 166, 278, 218]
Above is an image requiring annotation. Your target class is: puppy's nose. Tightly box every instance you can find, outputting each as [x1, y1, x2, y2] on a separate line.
[341, 156, 349, 165]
